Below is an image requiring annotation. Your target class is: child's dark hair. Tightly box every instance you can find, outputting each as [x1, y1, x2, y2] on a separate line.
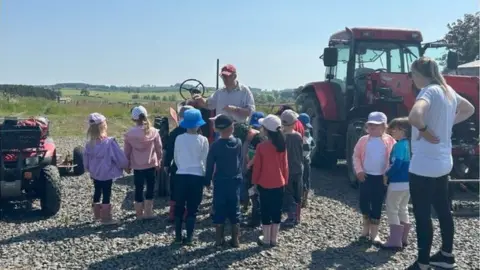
[138, 113, 152, 135]
[388, 117, 411, 139]
[266, 127, 286, 152]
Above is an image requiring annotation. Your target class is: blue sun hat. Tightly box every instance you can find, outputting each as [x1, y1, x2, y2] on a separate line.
[298, 113, 313, 129]
[249, 111, 265, 128]
[179, 108, 206, 129]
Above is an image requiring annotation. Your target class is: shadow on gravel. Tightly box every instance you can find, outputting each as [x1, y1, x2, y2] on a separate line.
[309, 240, 394, 270]
[310, 164, 360, 210]
[0, 202, 50, 224]
[87, 242, 262, 270]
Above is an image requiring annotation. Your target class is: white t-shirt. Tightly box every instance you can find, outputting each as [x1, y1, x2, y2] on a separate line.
[363, 137, 386, 175]
[174, 133, 209, 177]
[409, 84, 459, 178]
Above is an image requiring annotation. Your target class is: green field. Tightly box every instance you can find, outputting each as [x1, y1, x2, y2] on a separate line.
[0, 95, 277, 137]
[60, 88, 183, 102]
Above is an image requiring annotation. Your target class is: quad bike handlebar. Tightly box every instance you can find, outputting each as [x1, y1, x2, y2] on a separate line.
[178, 79, 206, 100]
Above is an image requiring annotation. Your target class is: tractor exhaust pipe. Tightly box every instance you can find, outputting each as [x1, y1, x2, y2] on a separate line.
[216, 58, 220, 91]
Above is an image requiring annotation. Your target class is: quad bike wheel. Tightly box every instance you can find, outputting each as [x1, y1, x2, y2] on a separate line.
[296, 91, 338, 169]
[39, 165, 62, 216]
[72, 146, 85, 176]
[346, 118, 367, 189]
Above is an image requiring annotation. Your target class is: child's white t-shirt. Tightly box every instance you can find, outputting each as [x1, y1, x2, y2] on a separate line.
[363, 137, 386, 176]
[174, 133, 209, 177]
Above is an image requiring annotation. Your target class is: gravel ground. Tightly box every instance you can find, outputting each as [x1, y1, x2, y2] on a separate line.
[0, 137, 479, 270]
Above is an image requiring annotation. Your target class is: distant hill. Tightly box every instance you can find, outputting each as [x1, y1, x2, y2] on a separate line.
[0, 84, 60, 100]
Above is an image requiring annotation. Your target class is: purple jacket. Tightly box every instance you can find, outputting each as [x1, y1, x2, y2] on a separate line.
[83, 137, 129, 181]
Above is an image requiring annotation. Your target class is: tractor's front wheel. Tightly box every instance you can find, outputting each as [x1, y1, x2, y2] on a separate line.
[346, 119, 367, 189]
[39, 165, 62, 217]
[296, 91, 337, 169]
[72, 146, 85, 176]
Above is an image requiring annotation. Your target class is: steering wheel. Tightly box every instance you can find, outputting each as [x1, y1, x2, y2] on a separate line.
[179, 79, 206, 100]
[354, 68, 388, 80]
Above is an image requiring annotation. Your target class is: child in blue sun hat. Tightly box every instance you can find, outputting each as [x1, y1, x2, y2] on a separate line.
[173, 108, 209, 245]
[249, 111, 265, 130]
[297, 113, 315, 208]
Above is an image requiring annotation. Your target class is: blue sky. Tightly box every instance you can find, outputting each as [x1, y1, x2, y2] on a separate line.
[0, 0, 476, 89]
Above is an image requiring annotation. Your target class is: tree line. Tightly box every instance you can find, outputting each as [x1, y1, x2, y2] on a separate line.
[0, 84, 60, 100]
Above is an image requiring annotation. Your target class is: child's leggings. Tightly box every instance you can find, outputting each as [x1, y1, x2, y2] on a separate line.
[133, 168, 156, 202]
[284, 173, 303, 212]
[359, 174, 386, 221]
[174, 174, 204, 220]
[385, 186, 410, 225]
[92, 179, 113, 204]
[302, 157, 311, 192]
[258, 185, 284, 225]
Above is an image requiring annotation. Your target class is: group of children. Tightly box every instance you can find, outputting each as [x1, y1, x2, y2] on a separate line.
[353, 111, 412, 250]
[82, 104, 412, 250]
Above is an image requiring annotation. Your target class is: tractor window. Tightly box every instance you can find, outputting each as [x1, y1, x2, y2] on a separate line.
[326, 46, 349, 82]
[354, 42, 420, 73]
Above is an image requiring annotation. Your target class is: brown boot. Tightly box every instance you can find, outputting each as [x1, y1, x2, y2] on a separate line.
[100, 204, 117, 225]
[301, 191, 309, 208]
[230, 224, 240, 248]
[92, 203, 101, 221]
[215, 224, 225, 246]
[134, 202, 144, 220]
[143, 200, 154, 219]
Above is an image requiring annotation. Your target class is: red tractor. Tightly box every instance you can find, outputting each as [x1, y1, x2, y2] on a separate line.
[296, 27, 479, 188]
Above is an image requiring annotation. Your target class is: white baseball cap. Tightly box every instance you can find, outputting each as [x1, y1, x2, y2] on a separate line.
[131, 106, 148, 120]
[258, 114, 282, 132]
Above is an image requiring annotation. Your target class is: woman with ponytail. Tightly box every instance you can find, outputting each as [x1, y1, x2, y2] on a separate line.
[406, 57, 474, 270]
[252, 114, 288, 247]
[124, 106, 163, 220]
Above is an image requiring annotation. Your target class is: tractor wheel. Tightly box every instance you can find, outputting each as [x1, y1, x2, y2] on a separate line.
[39, 165, 62, 217]
[346, 118, 367, 189]
[296, 91, 337, 169]
[72, 146, 85, 176]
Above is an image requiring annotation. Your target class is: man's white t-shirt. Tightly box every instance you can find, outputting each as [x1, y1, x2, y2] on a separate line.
[207, 83, 255, 123]
[409, 84, 459, 178]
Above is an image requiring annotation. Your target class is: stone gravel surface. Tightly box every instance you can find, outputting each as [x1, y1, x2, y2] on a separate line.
[0, 137, 479, 270]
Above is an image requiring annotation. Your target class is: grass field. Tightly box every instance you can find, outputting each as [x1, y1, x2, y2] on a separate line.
[0, 96, 278, 137]
[60, 88, 210, 102]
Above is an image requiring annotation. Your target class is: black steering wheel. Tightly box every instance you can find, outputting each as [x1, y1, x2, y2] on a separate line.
[178, 79, 206, 100]
[354, 68, 388, 80]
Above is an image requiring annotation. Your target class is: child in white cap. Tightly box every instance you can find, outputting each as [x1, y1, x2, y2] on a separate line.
[83, 113, 129, 225]
[124, 106, 163, 220]
[352, 111, 396, 244]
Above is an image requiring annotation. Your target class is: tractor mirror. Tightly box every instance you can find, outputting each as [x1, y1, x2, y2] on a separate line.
[446, 51, 459, 70]
[323, 47, 338, 67]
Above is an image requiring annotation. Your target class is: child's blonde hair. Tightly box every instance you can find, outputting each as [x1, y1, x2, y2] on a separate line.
[87, 122, 107, 145]
[411, 56, 452, 101]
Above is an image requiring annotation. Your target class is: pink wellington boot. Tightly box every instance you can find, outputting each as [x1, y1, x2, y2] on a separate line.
[143, 200, 154, 219]
[380, 224, 404, 250]
[400, 222, 412, 247]
[100, 204, 118, 225]
[134, 202, 144, 220]
[270, 223, 280, 246]
[92, 203, 101, 221]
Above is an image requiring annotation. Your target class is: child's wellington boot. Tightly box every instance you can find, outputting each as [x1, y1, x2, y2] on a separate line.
[270, 224, 280, 246]
[215, 224, 225, 246]
[100, 204, 118, 225]
[301, 191, 309, 208]
[257, 224, 271, 246]
[296, 204, 302, 224]
[184, 216, 196, 246]
[174, 217, 183, 244]
[381, 224, 404, 250]
[134, 202, 144, 220]
[143, 200, 154, 219]
[168, 201, 176, 223]
[400, 222, 412, 247]
[92, 203, 101, 221]
[369, 221, 383, 244]
[230, 224, 240, 248]
[360, 215, 370, 239]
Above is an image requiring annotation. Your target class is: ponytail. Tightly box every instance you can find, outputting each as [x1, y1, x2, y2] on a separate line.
[138, 114, 151, 135]
[266, 127, 286, 152]
[412, 57, 453, 101]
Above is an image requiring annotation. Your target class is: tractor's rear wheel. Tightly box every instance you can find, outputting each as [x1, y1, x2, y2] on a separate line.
[72, 146, 85, 176]
[296, 91, 337, 169]
[39, 165, 62, 217]
[346, 119, 367, 189]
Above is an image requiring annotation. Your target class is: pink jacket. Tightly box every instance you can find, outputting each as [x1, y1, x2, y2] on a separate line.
[353, 134, 396, 175]
[124, 126, 163, 170]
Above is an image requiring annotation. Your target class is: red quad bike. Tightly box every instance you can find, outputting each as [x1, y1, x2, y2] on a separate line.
[0, 117, 86, 217]
[154, 79, 216, 197]
[295, 27, 479, 203]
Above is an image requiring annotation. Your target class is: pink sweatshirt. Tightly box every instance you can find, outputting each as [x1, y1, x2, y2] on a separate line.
[124, 126, 163, 170]
[353, 134, 396, 175]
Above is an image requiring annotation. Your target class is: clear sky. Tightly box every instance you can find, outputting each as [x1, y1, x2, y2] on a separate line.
[0, 0, 477, 89]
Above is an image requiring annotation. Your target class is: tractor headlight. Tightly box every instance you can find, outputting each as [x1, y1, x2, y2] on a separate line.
[25, 156, 39, 166]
